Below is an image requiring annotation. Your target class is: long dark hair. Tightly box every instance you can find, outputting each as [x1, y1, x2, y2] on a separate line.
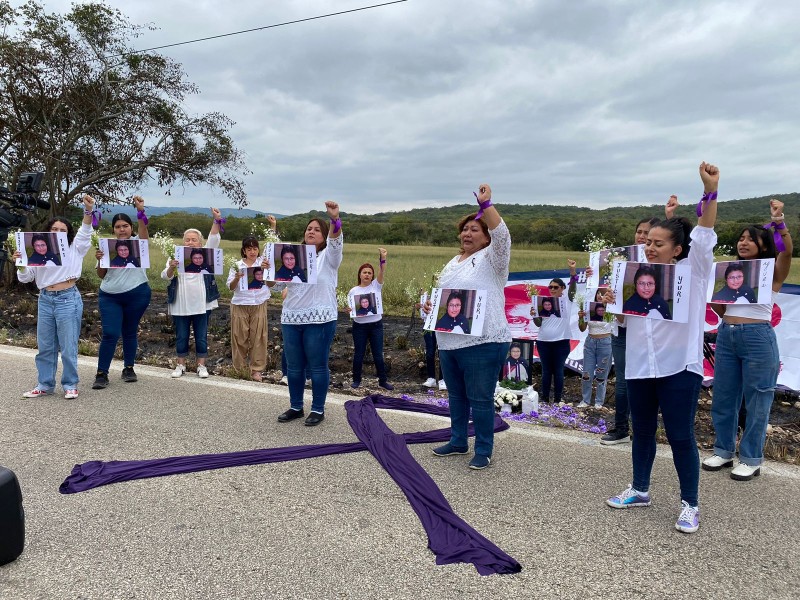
[651, 217, 692, 261]
[736, 225, 777, 260]
[44, 217, 75, 243]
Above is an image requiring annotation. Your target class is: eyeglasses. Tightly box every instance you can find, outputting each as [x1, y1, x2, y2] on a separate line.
[727, 274, 744, 280]
[447, 303, 461, 308]
[636, 281, 656, 288]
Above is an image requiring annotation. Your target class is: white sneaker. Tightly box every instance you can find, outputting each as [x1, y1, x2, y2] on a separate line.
[197, 365, 209, 378]
[576, 402, 590, 409]
[423, 377, 437, 388]
[280, 375, 288, 385]
[701, 454, 734, 471]
[171, 364, 186, 378]
[438, 379, 447, 391]
[64, 389, 79, 399]
[23, 388, 52, 398]
[730, 462, 761, 481]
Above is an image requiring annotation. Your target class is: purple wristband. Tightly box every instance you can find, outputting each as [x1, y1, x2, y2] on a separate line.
[136, 209, 148, 226]
[472, 191, 493, 219]
[695, 191, 718, 217]
[764, 220, 787, 252]
[214, 217, 226, 233]
[89, 209, 102, 228]
[379, 259, 386, 266]
[330, 218, 342, 234]
[569, 274, 579, 284]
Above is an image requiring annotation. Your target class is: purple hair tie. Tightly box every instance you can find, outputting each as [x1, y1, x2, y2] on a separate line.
[214, 217, 226, 233]
[136, 210, 148, 226]
[764, 220, 787, 252]
[696, 190, 718, 217]
[473, 191, 493, 219]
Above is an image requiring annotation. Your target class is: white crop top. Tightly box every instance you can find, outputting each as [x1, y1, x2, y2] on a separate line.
[724, 302, 773, 321]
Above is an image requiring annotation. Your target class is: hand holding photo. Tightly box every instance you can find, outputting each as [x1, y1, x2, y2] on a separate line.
[529, 295, 565, 319]
[99, 238, 149, 269]
[608, 261, 692, 323]
[174, 246, 224, 275]
[15, 231, 68, 268]
[349, 291, 383, 318]
[423, 287, 487, 337]
[707, 259, 774, 305]
[265, 243, 317, 283]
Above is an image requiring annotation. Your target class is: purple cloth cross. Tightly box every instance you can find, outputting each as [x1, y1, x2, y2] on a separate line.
[60, 395, 521, 576]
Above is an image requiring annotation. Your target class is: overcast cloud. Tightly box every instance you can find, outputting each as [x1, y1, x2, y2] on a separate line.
[39, 0, 800, 213]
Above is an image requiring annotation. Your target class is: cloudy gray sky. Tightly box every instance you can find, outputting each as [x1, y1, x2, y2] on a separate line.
[42, 0, 800, 213]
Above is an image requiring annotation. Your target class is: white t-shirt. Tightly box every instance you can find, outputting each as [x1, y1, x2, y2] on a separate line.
[349, 280, 382, 324]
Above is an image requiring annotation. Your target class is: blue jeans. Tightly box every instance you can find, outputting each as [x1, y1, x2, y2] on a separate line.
[627, 370, 702, 506]
[537, 339, 571, 403]
[98, 283, 152, 372]
[352, 320, 387, 383]
[424, 331, 441, 380]
[711, 322, 779, 466]
[174, 311, 210, 358]
[439, 342, 511, 458]
[35, 286, 83, 391]
[582, 336, 612, 406]
[611, 331, 630, 433]
[282, 320, 338, 413]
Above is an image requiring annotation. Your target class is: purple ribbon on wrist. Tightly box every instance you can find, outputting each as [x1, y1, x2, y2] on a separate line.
[90, 209, 102, 228]
[136, 209, 148, 226]
[696, 191, 718, 217]
[764, 220, 787, 252]
[214, 217, 226, 233]
[472, 192, 493, 219]
[379, 259, 386, 266]
[330, 217, 342, 234]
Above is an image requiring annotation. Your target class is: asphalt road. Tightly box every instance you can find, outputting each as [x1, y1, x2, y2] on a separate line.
[1, 344, 798, 600]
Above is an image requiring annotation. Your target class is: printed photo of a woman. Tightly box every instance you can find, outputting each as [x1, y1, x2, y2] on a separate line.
[185, 248, 212, 274]
[710, 263, 757, 304]
[109, 239, 141, 268]
[248, 267, 265, 289]
[355, 295, 376, 317]
[622, 265, 672, 320]
[435, 290, 471, 334]
[275, 245, 307, 282]
[27, 233, 61, 266]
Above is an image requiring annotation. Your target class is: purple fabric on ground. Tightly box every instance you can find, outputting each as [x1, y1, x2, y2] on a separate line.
[59, 394, 520, 575]
[346, 398, 521, 575]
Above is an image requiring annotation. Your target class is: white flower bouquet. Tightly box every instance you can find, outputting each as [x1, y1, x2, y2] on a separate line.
[151, 230, 176, 261]
[250, 221, 281, 244]
[494, 388, 520, 411]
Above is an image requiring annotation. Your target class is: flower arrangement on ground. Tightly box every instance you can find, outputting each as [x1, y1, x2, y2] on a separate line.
[494, 388, 520, 411]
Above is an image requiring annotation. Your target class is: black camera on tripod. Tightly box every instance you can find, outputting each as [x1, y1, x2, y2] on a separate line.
[1, 172, 48, 268]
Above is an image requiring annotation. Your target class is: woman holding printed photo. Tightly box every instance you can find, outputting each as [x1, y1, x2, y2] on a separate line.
[275, 202, 343, 426]
[348, 248, 393, 390]
[227, 235, 270, 382]
[622, 266, 672, 320]
[162, 208, 224, 379]
[605, 162, 719, 534]
[93, 196, 151, 389]
[15, 195, 95, 399]
[26, 234, 62, 266]
[703, 199, 792, 481]
[710, 263, 757, 304]
[530, 262, 578, 405]
[423, 184, 511, 470]
[577, 288, 612, 409]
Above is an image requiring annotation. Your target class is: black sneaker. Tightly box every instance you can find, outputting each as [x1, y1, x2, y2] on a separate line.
[92, 371, 109, 390]
[121, 366, 137, 383]
[600, 429, 631, 445]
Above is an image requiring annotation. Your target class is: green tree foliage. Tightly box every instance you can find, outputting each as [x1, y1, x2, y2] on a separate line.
[0, 1, 249, 225]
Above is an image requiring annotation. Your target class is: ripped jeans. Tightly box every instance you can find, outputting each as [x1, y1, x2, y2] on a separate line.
[581, 335, 612, 406]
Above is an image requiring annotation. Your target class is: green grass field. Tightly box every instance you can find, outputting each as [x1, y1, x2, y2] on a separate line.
[80, 239, 800, 316]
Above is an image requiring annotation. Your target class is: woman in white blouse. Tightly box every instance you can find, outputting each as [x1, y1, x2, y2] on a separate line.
[605, 162, 719, 535]
[275, 201, 343, 427]
[162, 208, 224, 379]
[424, 184, 512, 470]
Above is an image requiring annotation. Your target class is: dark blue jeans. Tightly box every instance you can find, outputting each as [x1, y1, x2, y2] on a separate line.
[282, 320, 338, 414]
[627, 369, 702, 506]
[537, 339, 571, 403]
[439, 342, 511, 457]
[98, 282, 152, 372]
[352, 320, 387, 383]
[424, 331, 441, 380]
[173, 311, 210, 358]
[611, 330, 630, 433]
